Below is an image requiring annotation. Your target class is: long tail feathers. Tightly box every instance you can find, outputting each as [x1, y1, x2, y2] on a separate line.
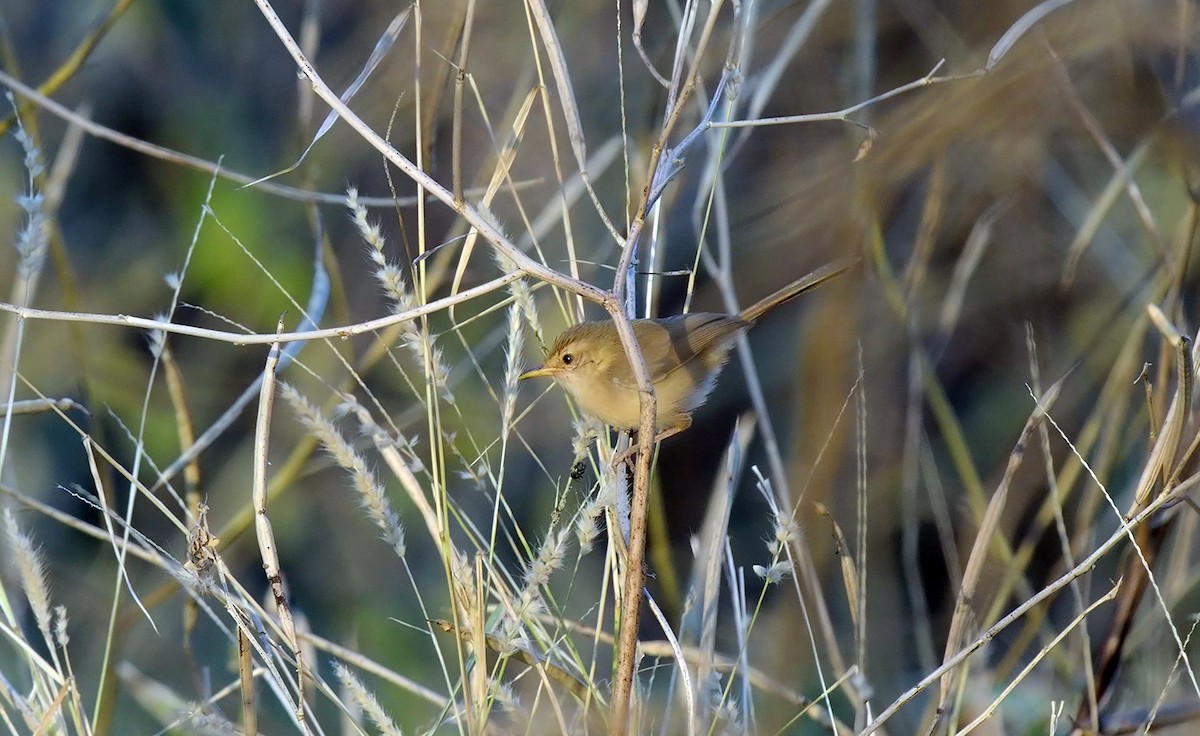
[740, 256, 859, 322]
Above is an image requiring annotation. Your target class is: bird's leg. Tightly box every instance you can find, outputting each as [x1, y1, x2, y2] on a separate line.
[652, 414, 691, 444]
[611, 415, 691, 466]
[612, 438, 642, 467]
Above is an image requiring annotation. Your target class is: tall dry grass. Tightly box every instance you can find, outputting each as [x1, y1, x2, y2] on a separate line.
[2, 1, 1200, 734]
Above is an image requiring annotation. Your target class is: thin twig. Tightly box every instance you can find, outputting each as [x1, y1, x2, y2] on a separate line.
[0, 68, 538, 209]
[251, 318, 304, 725]
[711, 60, 963, 130]
[0, 271, 522, 345]
[861, 469, 1200, 735]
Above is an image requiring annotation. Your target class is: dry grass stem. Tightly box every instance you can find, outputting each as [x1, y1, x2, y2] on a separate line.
[4, 2, 1196, 734]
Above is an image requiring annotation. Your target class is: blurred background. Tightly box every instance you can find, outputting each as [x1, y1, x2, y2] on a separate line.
[1, 0, 1199, 733]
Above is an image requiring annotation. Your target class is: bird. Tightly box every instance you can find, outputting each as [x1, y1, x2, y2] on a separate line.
[519, 258, 854, 438]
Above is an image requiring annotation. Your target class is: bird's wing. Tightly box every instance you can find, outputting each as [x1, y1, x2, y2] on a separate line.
[607, 320, 676, 390]
[668, 313, 749, 358]
[609, 315, 747, 390]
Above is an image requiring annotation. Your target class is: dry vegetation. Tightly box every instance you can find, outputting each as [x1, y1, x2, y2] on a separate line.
[2, 0, 1200, 734]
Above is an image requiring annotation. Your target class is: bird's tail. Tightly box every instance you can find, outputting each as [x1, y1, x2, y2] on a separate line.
[740, 256, 858, 322]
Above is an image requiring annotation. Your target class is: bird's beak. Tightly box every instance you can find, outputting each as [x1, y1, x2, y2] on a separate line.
[519, 365, 556, 380]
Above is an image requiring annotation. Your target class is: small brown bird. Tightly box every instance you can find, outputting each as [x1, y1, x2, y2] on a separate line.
[520, 258, 854, 436]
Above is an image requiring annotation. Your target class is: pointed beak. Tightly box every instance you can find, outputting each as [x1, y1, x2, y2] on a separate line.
[519, 365, 556, 380]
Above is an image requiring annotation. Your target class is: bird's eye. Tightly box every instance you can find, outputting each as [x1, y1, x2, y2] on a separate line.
[562, 353, 575, 365]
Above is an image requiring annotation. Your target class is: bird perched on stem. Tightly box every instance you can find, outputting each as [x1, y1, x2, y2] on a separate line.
[520, 258, 855, 440]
